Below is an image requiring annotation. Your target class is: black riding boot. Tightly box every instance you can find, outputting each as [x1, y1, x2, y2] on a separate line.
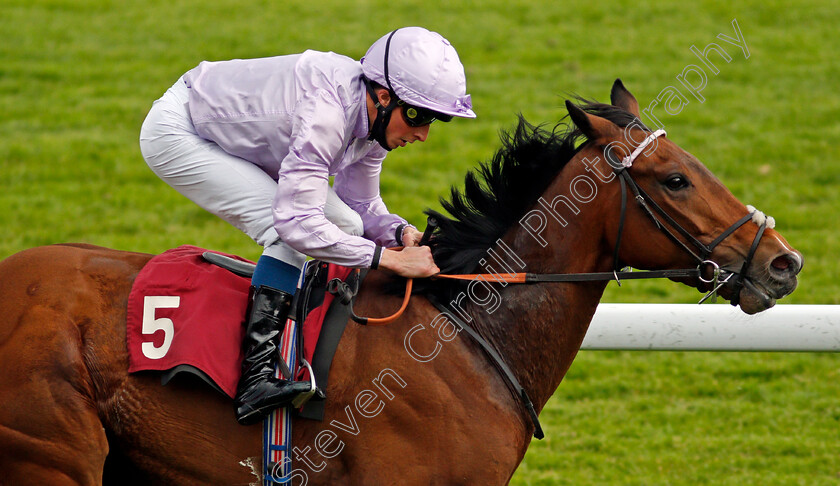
[234, 285, 312, 425]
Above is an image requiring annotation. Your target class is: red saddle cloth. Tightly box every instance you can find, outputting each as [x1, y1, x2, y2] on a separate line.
[126, 245, 355, 400]
[126, 245, 252, 398]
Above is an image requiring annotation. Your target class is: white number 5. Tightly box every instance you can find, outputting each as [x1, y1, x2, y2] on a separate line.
[141, 295, 180, 359]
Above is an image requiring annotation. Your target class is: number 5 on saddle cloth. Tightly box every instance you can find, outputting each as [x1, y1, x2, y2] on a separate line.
[125, 245, 359, 418]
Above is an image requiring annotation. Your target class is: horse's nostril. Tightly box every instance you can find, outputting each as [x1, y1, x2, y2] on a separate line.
[771, 256, 790, 271]
[770, 253, 801, 276]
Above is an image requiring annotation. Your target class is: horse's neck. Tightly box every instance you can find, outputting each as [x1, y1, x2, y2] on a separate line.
[467, 171, 613, 411]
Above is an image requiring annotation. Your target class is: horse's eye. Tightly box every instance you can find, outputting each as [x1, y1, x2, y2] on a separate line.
[664, 175, 689, 191]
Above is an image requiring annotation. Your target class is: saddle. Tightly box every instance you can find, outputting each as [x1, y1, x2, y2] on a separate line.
[126, 245, 359, 420]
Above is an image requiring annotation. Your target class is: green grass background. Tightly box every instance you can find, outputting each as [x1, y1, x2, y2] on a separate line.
[1, 0, 838, 484]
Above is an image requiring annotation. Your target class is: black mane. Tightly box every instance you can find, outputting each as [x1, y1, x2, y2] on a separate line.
[426, 99, 646, 275]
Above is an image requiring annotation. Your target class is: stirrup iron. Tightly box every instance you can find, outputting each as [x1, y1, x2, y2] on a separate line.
[291, 358, 318, 409]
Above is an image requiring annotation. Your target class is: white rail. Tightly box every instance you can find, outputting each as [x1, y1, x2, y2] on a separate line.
[582, 304, 840, 352]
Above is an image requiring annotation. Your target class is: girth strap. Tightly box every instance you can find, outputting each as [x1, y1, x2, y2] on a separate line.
[425, 293, 545, 440]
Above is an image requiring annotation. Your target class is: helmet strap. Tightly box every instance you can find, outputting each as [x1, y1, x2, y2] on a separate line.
[363, 77, 396, 151]
[364, 29, 401, 151]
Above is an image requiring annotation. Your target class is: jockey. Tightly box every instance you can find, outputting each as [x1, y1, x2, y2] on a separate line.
[139, 27, 475, 425]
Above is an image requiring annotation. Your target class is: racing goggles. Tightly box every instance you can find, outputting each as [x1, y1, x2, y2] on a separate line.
[397, 99, 452, 127]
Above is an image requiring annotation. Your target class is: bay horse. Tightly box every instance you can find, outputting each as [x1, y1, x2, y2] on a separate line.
[0, 80, 801, 485]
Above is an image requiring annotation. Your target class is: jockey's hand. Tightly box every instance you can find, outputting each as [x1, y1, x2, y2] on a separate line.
[401, 226, 424, 247]
[378, 246, 439, 278]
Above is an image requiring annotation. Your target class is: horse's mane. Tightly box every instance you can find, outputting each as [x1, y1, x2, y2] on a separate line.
[426, 99, 645, 275]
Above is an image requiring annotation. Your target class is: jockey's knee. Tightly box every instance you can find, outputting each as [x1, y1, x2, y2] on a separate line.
[333, 211, 364, 237]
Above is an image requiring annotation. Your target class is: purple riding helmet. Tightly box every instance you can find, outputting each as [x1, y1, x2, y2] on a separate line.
[361, 26, 476, 150]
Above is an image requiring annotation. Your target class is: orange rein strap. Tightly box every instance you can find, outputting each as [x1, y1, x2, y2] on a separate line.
[433, 273, 529, 283]
[352, 272, 525, 326]
[350, 242, 520, 326]
[349, 246, 415, 326]
[350, 271, 527, 326]
[351, 277, 413, 326]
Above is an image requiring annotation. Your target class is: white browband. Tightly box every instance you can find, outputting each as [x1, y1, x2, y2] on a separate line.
[622, 129, 667, 168]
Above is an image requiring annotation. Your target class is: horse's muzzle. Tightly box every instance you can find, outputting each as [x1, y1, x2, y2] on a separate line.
[734, 249, 802, 315]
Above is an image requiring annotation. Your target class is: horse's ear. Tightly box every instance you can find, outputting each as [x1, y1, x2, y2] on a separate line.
[610, 79, 640, 117]
[565, 100, 620, 141]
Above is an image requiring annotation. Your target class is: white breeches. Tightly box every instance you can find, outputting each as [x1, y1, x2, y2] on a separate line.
[138, 77, 363, 269]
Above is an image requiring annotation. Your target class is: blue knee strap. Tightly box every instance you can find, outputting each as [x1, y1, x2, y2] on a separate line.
[251, 255, 301, 294]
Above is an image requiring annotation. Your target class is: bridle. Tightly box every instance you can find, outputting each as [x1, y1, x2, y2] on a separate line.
[606, 129, 770, 305]
[431, 128, 771, 306]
